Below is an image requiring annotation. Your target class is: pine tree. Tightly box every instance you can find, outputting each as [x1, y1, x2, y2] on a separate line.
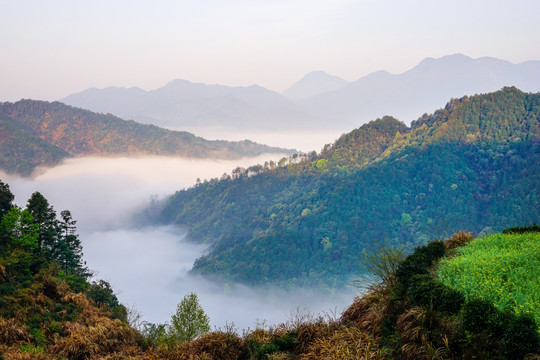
[26, 191, 58, 254]
[0, 179, 14, 217]
[56, 210, 88, 278]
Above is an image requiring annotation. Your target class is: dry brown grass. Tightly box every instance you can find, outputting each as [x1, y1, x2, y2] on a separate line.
[140, 330, 245, 360]
[0, 316, 30, 345]
[444, 231, 474, 250]
[340, 287, 389, 336]
[50, 316, 139, 359]
[396, 306, 455, 360]
[296, 319, 339, 354]
[178, 330, 245, 360]
[299, 325, 384, 360]
[0, 347, 55, 360]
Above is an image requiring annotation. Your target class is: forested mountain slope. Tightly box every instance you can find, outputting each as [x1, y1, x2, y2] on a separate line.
[156, 87, 540, 288]
[0, 100, 293, 175]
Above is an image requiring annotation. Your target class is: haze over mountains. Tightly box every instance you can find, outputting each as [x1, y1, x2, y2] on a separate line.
[62, 54, 540, 133]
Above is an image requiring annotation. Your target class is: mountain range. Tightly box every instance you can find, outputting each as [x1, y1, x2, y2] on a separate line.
[62, 54, 540, 132]
[151, 87, 540, 288]
[0, 100, 293, 176]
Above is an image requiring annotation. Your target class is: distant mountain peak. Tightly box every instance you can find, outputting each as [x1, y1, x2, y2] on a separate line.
[282, 71, 348, 100]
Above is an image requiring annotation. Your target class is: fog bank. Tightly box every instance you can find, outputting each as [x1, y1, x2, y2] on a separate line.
[177, 128, 343, 153]
[2, 155, 357, 330]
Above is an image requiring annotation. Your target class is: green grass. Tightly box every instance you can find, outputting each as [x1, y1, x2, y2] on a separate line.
[438, 232, 540, 326]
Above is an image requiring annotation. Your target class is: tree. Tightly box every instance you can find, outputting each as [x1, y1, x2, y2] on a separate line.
[170, 292, 210, 343]
[56, 210, 88, 278]
[26, 191, 58, 254]
[86, 280, 127, 321]
[355, 241, 406, 288]
[0, 206, 39, 284]
[0, 179, 14, 217]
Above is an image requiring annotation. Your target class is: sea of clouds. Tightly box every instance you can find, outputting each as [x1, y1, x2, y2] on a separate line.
[3, 154, 357, 330]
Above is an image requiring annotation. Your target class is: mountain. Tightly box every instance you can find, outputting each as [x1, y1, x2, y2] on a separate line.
[0, 111, 70, 175]
[0, 100, 294, 176]
[281, 71, 349, 100]
[61, 55, 540, 133]
[302, 54, 540, 128]
[152, 87, 540, 288]
[62, 80, 314, 130]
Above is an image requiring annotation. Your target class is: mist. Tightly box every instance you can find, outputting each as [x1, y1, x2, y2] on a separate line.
[177, 128, 343, 153]
[2, 155, 357, 331]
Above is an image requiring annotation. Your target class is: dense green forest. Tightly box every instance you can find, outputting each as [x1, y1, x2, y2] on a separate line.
[155, 87, 540, 288]
[0, 100, 293, 176]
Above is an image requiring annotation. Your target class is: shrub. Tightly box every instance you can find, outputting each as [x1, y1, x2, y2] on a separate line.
[407, 274, 464, 314]
[502, 313, 540, 359]
[461, 298, 498, 334]
[502, 224, 540, 234]
[444, 231, 474, 250]
[177, 330, 245, 360]
[396, 241, 445, 287]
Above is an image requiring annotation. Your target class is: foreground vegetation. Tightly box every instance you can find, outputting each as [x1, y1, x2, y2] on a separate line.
[1, 177, 538, 359]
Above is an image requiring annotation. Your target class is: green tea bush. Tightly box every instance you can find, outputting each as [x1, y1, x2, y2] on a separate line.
[502, 224, 540, 234]
[502, 313, 540, 359]
[396, 241, 445, 287]
[462, 298, 540, 358]
[462, 298, 498, 334]
[407, 274, 464, 314]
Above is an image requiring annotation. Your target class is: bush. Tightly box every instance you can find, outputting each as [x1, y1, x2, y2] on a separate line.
[407, 274, 464, 314]
[502, 313, 540, 359]
[86, 280, 127, 322]
[444, 231, 474, 250]
[396, 241, 445, 287]
[462, 298, 498, 334]
[502, 224, 540, 234]
[462, 298, 540, 357]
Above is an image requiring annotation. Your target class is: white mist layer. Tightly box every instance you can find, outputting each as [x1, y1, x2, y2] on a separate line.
[177, 128, 343, 153]
[2, 155, 357, 330]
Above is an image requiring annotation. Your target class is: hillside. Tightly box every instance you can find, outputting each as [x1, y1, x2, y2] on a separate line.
[0, 100, 294, 175]
[154, 87, 540, 288]
[0, 112, 70, 175]
[2, 180, 538, 359]
[62, 55, 540, 132]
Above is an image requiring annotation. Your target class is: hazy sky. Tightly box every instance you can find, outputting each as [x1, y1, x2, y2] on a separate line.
[1, 0, 539, 101]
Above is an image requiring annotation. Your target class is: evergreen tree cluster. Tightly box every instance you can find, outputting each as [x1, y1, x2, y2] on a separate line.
[0, 181, 89, 293]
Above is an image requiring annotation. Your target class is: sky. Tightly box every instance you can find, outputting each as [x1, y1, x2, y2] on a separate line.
[1, 0, 540, 102]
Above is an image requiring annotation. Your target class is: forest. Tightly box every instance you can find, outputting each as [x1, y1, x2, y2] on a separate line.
[0, 100, 293, 175]
[154, 87, 540, 289]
